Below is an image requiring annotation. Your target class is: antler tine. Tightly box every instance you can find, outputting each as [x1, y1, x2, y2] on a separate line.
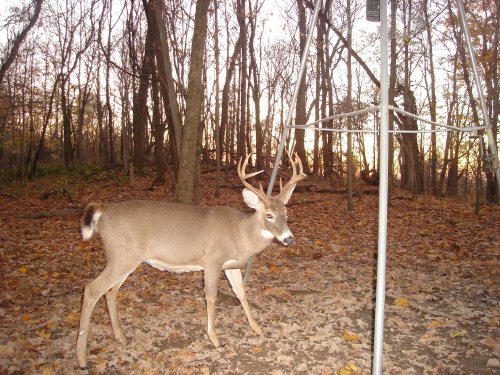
[294, 152, 305, 177]
[280, 153, 307, 199]
[238, 154, 269, 203]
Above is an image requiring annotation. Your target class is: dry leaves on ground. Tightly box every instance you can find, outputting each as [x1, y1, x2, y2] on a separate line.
[0, 169, 499, 374]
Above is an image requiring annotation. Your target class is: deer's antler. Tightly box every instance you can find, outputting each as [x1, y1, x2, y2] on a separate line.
[237, 154, 269, 204]
[279, 153, 307, 202]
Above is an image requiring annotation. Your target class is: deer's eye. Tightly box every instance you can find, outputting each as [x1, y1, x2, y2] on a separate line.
[266, 214, 274, 220]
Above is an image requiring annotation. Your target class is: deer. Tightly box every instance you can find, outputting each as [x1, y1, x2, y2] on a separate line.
[76, 153, 306, 369]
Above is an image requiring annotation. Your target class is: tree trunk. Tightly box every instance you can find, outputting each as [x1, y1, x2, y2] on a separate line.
[438, 51, 459, 195]
[398, 0, 424, 193]
[236, 0, 247, 163]
[479, 0, 499, 203]
[294, 0, 309, 173]
[387, 0, 397, 199]
[448, 0, 497, 202]
[132, 19, 154, 173]
[30, 77, 59, 178]
[423, 0, 437, 195]
[214, 0, 221, 197]
[220, 36, 242, 163]
[105, 8, 115, 167]
[0, 0, 43, 85]
[61, 78, 73, 168]
[174, 0, 210, 204]
[346, 0, 354, 211]
[248, 0, 263, 170]
[151, 64, 166, 184]
[76, 77, 90, 163]
[149, 0, 182, 176]
[313, 16, 322, 176]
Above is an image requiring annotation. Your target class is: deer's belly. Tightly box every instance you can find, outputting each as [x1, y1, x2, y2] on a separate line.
[145, 259, 203, 273]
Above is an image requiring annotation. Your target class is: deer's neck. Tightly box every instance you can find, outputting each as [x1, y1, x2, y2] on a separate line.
[241, 211, 273, 257]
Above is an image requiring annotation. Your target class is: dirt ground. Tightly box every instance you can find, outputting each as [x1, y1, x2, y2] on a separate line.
[0, 170, 499, 374]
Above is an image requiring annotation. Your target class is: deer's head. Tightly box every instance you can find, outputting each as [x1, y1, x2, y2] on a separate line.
[238, 154, 306, 246]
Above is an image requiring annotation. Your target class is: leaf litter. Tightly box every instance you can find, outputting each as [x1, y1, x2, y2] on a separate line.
[0, 171, 499, 374]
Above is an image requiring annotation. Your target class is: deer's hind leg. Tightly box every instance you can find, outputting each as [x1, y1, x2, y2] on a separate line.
[105, 272, 132, 345]
[77, 262, 138, 369]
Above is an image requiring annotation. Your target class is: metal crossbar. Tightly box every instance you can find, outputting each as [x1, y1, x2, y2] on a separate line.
[289, 105, 490, 134]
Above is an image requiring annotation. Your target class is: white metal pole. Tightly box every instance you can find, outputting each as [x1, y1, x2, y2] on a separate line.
[372, 0, 389, 373]
[266, 0, 323, 196]
[243, 0, 323, 283]
[456, 0, 500, 191]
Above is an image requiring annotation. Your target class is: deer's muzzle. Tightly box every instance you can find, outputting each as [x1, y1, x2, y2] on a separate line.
[282, 235, 295, 246]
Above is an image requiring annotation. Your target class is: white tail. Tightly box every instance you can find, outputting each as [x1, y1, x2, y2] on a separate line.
[76, 154, 306, 369]
[80, 203, 103, 240]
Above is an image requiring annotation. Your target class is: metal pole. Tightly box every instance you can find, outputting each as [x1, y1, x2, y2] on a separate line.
[372, 0, 389, 373]
[456, 0, 500, 190]
[266, 0, 323, 196]
[243, 0, 323, 283]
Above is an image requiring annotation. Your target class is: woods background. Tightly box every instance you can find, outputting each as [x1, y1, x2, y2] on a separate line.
[0, 0, 498, 204]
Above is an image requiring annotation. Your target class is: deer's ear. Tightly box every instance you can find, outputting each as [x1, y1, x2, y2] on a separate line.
[242, 188, 261, 209]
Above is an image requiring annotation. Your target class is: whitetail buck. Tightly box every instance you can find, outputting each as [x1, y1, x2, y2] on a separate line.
[76, 154, 306, 368]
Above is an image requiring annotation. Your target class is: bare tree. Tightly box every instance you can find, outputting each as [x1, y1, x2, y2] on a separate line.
[213, 0, 221, 196]
[0, 0, 43, 86]
[236, 0, 248, 163]
[132, 3, 155, 173]
[248, 0, 264, 170]
[149, 0, 183, 177]
[346, 0, 354, 211]
[423, 0, 438, 195]
[174, 0, 211, 204]
[294, 0, 310, 173]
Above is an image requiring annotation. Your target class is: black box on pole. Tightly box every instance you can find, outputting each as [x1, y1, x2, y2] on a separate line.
[366, 0, 380, 22]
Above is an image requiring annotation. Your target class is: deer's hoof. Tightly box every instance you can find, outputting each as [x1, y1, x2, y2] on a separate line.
[78, 361, 88, 370]
[208, 333, 220, 347]
[116, 334, 127, 346]
[77, 355, 87, 370]
[254, 325, 263, 335]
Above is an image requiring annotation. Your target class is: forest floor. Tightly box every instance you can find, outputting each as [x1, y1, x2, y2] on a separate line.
[0, 167, 499, 375]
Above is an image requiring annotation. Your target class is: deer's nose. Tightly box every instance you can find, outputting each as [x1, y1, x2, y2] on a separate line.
[283, 235, 295, 246]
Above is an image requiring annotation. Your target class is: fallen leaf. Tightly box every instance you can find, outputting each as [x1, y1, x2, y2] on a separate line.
[450, 329, 467, 337]
[36, 329, 51, 340]
[64, 310, 79, 323]
[487, 358, 500, 368]
[263, 287, 293, 301]
[269, 265, 279, 273]
[338, 363, 360, 375]
[394, 298, 409, 308]
[419, 333, 435, 342]
[484, 336, 500, 350]
[428, 320, 445, 328]
[0, 344, 15, 357]
[343, 330, 360, 343]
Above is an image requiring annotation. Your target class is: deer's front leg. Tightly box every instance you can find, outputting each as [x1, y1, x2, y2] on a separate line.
[225, 268, 262, 335]
[204, 265, 221, 347]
